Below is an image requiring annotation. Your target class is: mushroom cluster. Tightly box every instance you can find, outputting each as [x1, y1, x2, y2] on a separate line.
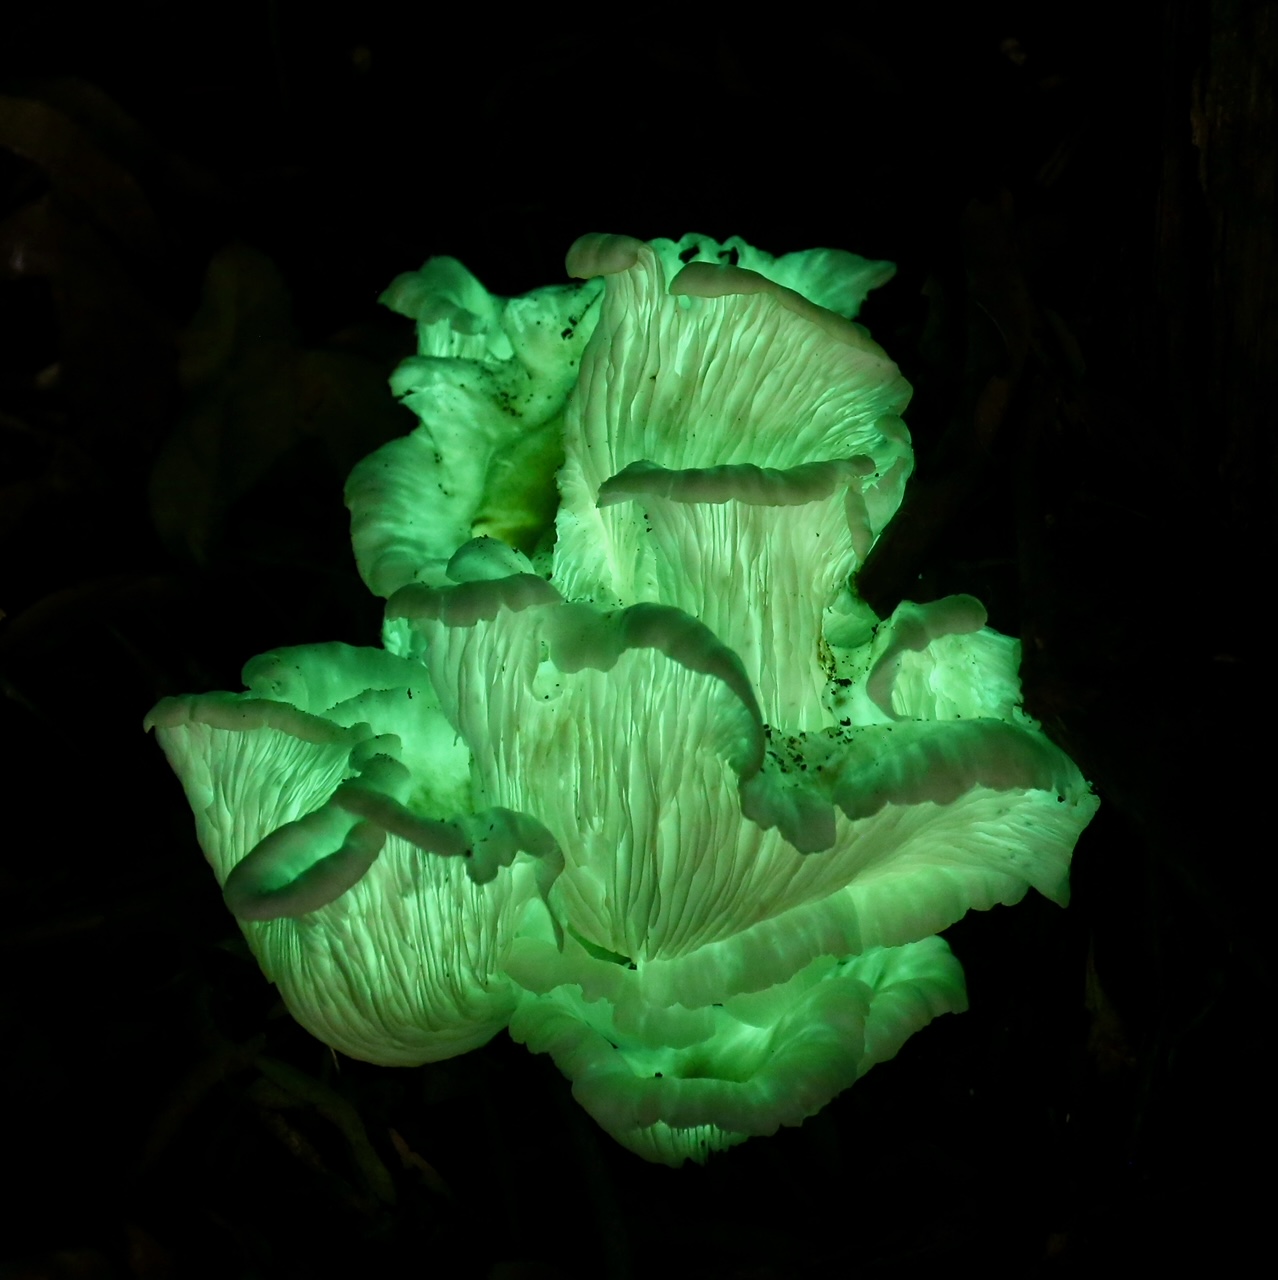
[148, 233, 1098, 1165]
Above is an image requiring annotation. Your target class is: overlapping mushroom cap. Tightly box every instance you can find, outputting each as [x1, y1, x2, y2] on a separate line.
[148, 233, 1098, 1165]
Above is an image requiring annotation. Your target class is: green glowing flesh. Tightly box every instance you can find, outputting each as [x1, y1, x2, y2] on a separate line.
[148, 232, 1098, 1165]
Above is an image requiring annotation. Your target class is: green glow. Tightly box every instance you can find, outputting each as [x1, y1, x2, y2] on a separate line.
[148, 234, 1098, 1165]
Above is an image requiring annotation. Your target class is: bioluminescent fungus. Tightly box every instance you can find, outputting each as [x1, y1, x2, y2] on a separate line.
[148, 233, 1098, 1165]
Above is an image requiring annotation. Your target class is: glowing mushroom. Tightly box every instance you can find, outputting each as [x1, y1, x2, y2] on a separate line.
[148, 233, 1098, 1165]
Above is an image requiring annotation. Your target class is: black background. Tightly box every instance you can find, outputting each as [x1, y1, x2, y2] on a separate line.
[1, 3, 1271, 1276]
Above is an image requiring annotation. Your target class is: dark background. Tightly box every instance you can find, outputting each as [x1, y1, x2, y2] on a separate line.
[1, 3, 1272, 1276]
